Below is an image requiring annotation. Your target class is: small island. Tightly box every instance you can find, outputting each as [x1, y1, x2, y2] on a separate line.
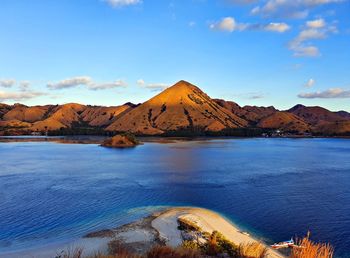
[101, 133, 140, 148]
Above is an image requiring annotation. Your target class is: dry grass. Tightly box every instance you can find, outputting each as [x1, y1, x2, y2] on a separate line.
[55, 247, 83, 258]
[291, 233, 334, 258]
[238, 242, 267, 258]
[146, 245, 201, 258]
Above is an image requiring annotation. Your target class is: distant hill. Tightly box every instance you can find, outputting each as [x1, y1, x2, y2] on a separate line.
[257, 111, 310, 133]
[1, 80, 349, 136]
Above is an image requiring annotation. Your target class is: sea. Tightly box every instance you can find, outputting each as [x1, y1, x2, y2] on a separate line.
[0, 137, 349, 257]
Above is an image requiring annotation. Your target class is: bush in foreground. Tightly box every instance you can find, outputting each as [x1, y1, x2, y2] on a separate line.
[146, 245, 201, 258]
[239, 242, 267, 258]
[291, 232, 334, 258]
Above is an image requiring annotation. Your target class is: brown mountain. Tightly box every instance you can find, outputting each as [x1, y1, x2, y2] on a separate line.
[106, 80, 248, 135]
[3, 104, 53, 123]
[288, 104, 346, 126]
[313, 121, 350, 135]
[336, 111, 350, 120]
[0, 103, 12, 119]
[257, 112, 310, 133]
[30, 103, 135, 131]
[214, 99, 277, 125]
[1, 80, 350, 136]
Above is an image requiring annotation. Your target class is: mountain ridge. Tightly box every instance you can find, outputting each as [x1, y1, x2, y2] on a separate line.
[1, 80, 350, 136]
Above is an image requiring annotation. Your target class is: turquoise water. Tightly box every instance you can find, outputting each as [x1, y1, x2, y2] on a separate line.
[0, 138, 349, 257]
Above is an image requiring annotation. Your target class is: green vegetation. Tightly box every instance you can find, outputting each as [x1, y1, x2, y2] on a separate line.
[201, 231, 239, 257]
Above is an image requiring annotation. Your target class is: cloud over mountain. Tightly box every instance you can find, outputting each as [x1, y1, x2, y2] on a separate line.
[0, 90, 46, 102]
[137, 79, 169, 91]
[0, 79, 16, 88]
[299, 88, 350, 98]
[47, 76, 127, 91]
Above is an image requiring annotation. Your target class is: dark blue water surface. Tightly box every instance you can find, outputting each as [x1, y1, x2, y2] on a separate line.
[0, 138, 350, 257]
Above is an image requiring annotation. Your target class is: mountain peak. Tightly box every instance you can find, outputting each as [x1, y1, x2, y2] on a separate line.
[289, 104, 306, 112]
[167, 80, 198, 91]
[107, 81, 247, 134]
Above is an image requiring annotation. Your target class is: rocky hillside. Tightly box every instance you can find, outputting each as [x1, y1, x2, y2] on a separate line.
[106, 80, 247, 135]
[1, 80, 350, 136]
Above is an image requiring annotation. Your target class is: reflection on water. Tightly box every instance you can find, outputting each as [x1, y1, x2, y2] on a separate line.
[0, 138, 350, 257]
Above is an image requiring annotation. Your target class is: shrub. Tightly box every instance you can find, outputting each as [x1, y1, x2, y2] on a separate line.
[55, 247, 83, 258]
[182, 240, 199, 250]
[202, 231, 239, 258]
[239, 242, 267, 258]
[291, 232, 334, 258]
[108, 240, 134, 257]
[146, 245, 201, 258]
[120, 132, 139, 145]
[177, 217, 201, 232]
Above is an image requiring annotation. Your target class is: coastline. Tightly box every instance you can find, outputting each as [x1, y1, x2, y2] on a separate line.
[1, 207, 285, 258]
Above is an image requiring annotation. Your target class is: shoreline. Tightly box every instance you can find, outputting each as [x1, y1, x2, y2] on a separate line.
[1, 207, 285, 258]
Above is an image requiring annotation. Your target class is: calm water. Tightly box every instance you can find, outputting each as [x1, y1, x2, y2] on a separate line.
[0, 138, 350, 257]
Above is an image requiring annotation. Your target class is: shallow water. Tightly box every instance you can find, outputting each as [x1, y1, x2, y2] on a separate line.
[0, 138, 349, 257]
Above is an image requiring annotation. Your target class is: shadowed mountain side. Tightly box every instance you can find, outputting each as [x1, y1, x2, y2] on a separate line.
[214, 99, 277, 125]
[257, 112, 311, 133]
[106, 81, 248, 135]
[288, 104, 347, 126]
[0, 103, 13, 119]
[313, 120, 350, 136]
[336, 111, 350, 120]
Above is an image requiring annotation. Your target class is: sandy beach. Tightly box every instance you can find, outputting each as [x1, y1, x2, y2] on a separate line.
[152, 207, 284, 258]
[1, 207, 285, 258]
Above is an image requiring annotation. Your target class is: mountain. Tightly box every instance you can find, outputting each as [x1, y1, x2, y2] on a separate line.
[3, 104, 53, 123]
[106, 80, 248, 135]
[0, 104, 12, 119]
[336, 111, 350, 120]
[1, 80, 350, 136]
[257, 111, 310, 133]
[214, 99, 277, 125]
[288, 104, 346, 126]
[313, 121, 350, 135]
[30, 103, 135, 131]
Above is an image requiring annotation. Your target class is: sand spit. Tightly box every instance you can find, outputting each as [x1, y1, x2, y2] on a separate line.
[1, 207, 285, 258]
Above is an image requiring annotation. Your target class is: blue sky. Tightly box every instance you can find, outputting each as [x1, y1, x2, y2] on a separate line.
[0, 0, 349, 111]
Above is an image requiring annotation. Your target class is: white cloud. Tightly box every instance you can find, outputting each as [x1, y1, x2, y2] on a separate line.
[19, 81, 30, 91]
[47, 76, 92, 90]
[137, 79, 145, 86]
[298, 88, 350, 98]
[103, 0, 142, 7]
[264, 22, 290, 33]
[288, 19, 337, 57]
[88, 80, 127, 90]
[306, 18, 326, 28]
[47, 76, 126, 91]
[0, 90, 46, 102]
[305, 78, 316, 87]
[209, 17, 290, 33]
[251, 0, 344, 19]
[137, 79, 169, 91]
[0, 79, 16, 88]
[210, 17, 240, 32]
[145, 83, 169, 91]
